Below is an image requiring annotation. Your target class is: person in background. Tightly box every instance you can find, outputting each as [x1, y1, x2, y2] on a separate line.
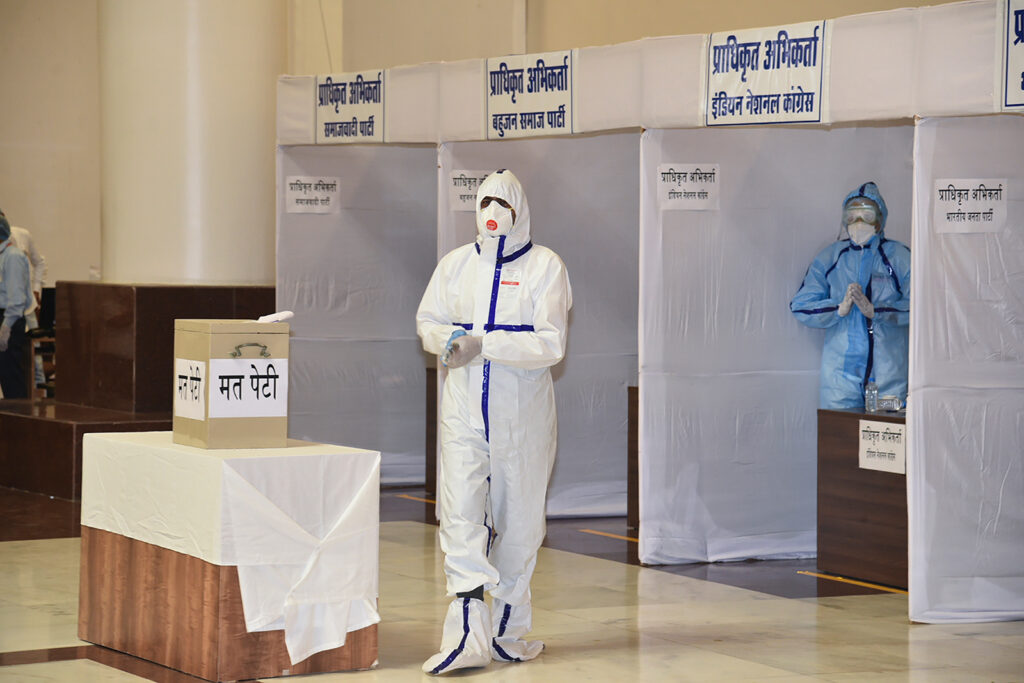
[790, 181, 911, 410]
[0, 209, 33, 398]
[416, 170, 572, 675]
[4, 213, 48, 386]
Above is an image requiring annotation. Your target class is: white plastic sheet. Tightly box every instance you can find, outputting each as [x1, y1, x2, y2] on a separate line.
[80, 431, 381, 663]
[277, 2, 1004, 146]
[439, 59, 487, 142]
[576, 40, 643, 133]
[277, 144, 437, 483]
[639, 34, 706, 129]
[277, 75, 316, 145]
[386, 63, 440, 143]
[438, 133, 639, 516]
[914, 0, 1000, 117]
[829, 8, 918, 122]
[639, 124, 913, 564]
[909, 115, 1024, 622]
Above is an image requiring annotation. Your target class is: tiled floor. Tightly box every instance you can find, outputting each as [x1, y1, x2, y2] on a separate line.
[2, 486, 1023, 682]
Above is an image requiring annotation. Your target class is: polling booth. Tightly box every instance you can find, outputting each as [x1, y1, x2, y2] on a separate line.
[438, 132, 639, 516]
[909, 113, 1024, 622]
[276, 141, 437, 484]
[276, 0, 1024, 623]
[639, 124, 913, 563]
[633, 0, 1023, 623]
[278, 52, 641, 515]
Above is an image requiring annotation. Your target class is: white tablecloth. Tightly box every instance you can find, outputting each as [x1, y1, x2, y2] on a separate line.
[81, 431, 380, 664]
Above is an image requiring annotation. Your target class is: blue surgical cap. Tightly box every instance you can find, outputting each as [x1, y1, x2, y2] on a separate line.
[843, 182, 888, 231]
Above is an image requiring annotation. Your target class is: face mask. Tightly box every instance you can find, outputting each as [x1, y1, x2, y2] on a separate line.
[848, 222, 876, 246]
[478, 203, 513, 237]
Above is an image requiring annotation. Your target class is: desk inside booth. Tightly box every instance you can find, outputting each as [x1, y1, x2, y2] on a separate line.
[817, 408, 908, 590]
[78, 431, 380, 682]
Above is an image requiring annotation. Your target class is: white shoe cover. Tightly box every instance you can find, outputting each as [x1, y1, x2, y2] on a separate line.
[423, 597, 493, 675]
[490, 599, 544, 662]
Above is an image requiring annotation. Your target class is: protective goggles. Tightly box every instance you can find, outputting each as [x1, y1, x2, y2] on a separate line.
[842, 205, 879, 226]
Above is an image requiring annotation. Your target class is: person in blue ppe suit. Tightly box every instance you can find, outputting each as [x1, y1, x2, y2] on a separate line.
[0, 210, 33, 399]
[790, 182, 910, 410]
[416, 169, 572, 675]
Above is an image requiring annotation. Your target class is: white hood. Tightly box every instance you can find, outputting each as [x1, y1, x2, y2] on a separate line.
[475, 169, 531, 252]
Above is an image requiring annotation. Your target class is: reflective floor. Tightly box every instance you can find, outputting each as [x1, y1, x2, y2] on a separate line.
[2, 486, 1023, 682]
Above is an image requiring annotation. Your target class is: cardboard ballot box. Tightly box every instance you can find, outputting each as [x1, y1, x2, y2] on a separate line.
[173, 319, 289, 449]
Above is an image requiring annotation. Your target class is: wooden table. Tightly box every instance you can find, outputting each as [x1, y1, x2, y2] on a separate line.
[78, 432, 380, 682]
[817, 408, 907, 589]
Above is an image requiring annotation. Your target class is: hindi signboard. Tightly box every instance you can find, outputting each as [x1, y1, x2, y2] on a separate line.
[859, 419, 906, 474]
[316, 70, 385, 144]
[933, 178, 1008, 233]
[286, 176, 341, 214]
[174, 358, 206, 421]
[1004, 0, 1024, 109]
[449, 170, 492, 211]
[487, 50, 574, 140]
[208, 359, 288, 419]
[657, 164, 721, 210]
[705, 20, 828, 126]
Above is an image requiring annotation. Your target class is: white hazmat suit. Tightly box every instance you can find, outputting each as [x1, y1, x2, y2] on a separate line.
[416, 170, 571, 674]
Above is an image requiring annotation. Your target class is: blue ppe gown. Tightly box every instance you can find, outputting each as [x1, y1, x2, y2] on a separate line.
[791, 232, 910, 409]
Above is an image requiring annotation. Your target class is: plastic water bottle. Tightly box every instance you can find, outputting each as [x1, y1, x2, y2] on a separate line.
[864, 377, 878, 413]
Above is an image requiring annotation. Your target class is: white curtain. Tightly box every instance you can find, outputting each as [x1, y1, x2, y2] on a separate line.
[639, 124, 913, 564]
[909, 115, 1024, 622]
[437, 132, 640, 516]
[276, 144, 437, 483]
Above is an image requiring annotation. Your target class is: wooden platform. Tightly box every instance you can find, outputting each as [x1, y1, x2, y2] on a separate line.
[57, 282, 275, 413]
[0, 401, 169, 499]
[79, 526, 378, 682]
[817, 408, 907, 589]
[0, 282, 276, 500]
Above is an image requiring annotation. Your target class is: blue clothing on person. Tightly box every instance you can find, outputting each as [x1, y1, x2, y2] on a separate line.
[0, 211, 32, 398]
[0, 243, 30, 331]
[790, 182, 911, 409]
[0, 213, 31, 331]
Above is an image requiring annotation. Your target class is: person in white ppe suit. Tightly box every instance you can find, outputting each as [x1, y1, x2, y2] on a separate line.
[416, 169, 571, 675]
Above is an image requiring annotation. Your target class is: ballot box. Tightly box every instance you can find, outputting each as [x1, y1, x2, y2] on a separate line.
[79, 432, 380, 682]
[173, 319, 289, 449]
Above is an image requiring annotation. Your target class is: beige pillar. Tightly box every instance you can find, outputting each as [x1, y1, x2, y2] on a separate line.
[99, 0, 285, 284]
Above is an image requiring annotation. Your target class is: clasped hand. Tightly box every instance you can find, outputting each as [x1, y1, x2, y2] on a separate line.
[838, 283, 873, 319]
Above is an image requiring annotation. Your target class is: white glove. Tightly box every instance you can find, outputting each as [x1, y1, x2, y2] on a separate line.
[837, 283, 856, 317]
[0, 323, 10, 352]
[851, 285, 874, 319]
[445, 334, 482, 369]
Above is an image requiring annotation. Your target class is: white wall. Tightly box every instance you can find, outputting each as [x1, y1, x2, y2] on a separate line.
[1, 0, 966, 286]
[0, 0, 101, 284]
[99, 0, 285, 284]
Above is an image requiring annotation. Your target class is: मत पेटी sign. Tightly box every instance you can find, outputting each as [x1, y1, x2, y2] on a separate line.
[175, 358, 288, 419]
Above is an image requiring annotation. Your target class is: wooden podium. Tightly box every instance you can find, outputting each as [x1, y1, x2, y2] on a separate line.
[817, 408, 907, 589]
